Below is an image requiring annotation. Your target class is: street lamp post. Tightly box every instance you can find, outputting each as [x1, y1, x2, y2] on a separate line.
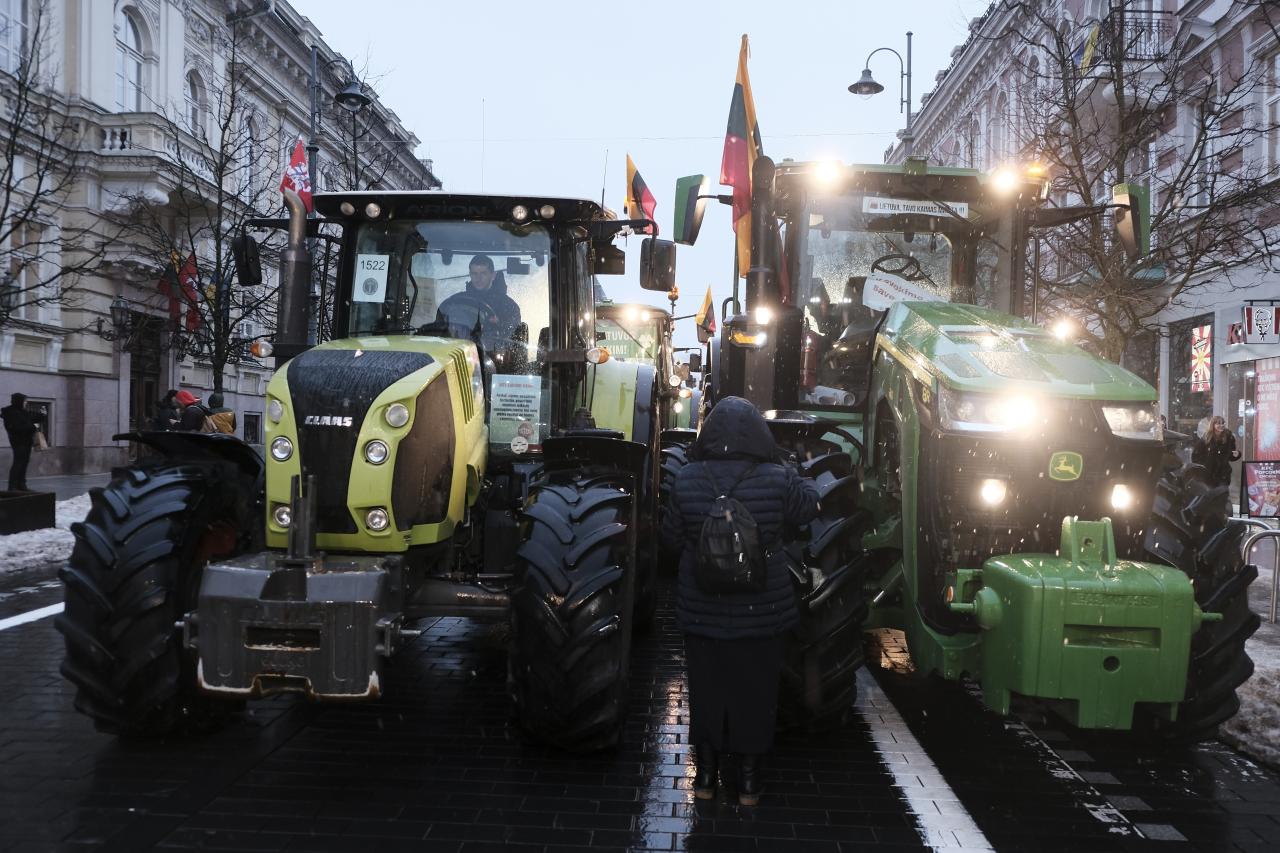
[849, 31, 914, 156]
[306, 49, 372, 194]
[335, 80, 373, 189]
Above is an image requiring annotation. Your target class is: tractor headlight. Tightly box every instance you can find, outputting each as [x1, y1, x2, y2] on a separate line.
[364, 439, 389, 465]
[939, 387, 1039, 434]
[272, 504, 292, 528]
[979, 478, 1008, 507]
[270, 436, 293, 461]
[385, 403, 410, 428]
[267, 398, 284, 423]
[1102, 403, 1161, 441]
[366, 507, 390, 531]
[1110, 484, 1134, 511]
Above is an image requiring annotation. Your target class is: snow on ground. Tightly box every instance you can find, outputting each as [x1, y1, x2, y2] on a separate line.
[1222, 563, 1280, 769]
[0, 494, 92, 574]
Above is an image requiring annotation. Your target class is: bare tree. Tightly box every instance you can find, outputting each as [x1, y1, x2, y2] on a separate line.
[978, 0, 1280, 363]
[107, 20, 289, 394]
[0, 0, 105, 328]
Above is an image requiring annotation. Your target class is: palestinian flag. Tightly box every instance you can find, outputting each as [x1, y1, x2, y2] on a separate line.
[695, 285, 716, 336]
[720, 34, 762, 277]
[625, 154, 657, 234]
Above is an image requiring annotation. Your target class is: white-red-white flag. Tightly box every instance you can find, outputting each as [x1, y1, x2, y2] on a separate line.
[280, 138, 313, 212]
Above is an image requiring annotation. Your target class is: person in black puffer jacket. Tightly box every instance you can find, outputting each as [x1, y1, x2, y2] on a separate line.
[661, 396, 819, 805]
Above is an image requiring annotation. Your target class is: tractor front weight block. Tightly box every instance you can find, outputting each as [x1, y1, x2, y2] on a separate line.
[947, 517, 1211, 730]
[186, 553, 401, 700]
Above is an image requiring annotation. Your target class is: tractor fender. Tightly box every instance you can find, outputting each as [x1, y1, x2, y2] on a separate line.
[542, 435, 648, 480]
[114, 431, 264, 485]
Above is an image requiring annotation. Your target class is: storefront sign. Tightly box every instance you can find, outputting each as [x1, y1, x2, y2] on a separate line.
[1244, 461, 1280, 518]
[1245, 306, 1280, 344]
[1255, 357, 1280, 458]
[1190, 324, 1212, 393]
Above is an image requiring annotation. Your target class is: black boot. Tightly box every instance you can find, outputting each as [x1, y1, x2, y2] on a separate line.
[694, 745, 719, 800]
[737, 754, 763, 806]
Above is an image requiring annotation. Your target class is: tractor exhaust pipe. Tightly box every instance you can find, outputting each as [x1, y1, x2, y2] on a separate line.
[275, 188, 312, 361]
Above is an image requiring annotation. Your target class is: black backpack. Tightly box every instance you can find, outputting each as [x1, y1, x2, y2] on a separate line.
[694, 465, 767, 594]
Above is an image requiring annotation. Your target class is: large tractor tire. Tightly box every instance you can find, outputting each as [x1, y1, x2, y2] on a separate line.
[1142, 462, 1260, 741]
[509, 475, 636, 751]
[656, 443, 691, 572]
[56, 461, 254, 736]
[779, 449, 869, 732]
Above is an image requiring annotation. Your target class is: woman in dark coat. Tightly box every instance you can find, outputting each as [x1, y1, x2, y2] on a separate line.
[660, 396, 819, 805]
[1193, 415, 1240, 487]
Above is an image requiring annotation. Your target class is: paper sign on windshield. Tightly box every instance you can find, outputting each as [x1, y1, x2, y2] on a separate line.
[863, 272, 945, 312]
[863, 197, 970, 218]
[354, 254, 389, 302]
[490, 375, 542, 450]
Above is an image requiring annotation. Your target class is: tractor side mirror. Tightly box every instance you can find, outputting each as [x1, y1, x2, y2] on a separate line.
[1112, 183, 1150, 262]
[232, 231, 262, 288]
[673, 174, 711, 246]
[593, 243, 625, 275]
[639, 238, 676, 292]
[688, 352, 702, 373]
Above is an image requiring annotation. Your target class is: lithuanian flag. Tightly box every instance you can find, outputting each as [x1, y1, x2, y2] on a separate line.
[625, 154, 658, 234]
[721, 34, 762, 277]
[695, 285, 716, 336]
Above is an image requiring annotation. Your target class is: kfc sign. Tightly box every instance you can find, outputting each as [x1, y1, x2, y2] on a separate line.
[1245, 305, 1280, 344]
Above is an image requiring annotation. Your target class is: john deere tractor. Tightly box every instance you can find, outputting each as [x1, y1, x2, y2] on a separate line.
[595, 301, 701, 431]
[676, 155, 1258, 739]
[57, 189, 679, 750]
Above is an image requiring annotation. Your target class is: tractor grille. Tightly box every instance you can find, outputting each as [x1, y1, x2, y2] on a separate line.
[392, 377, 455, 530]
[924, 404, 1162, 570]
[287, 349, 433, 534]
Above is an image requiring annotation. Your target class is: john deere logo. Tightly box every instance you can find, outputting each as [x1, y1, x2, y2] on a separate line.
[1049, 451, 1083, 481]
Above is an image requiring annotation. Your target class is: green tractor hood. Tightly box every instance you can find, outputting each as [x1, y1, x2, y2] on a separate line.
[880, 301, 1155, 402]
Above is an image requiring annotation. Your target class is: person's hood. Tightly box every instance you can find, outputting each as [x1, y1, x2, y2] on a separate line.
[175, 390, 199, 407]
[691, 396, 778, 462]
[9, 393, 26, 406]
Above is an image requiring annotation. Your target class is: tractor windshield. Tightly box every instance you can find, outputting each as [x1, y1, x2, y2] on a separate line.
[597, 310, 662, 364]
[795, 192, 1002, 407]
[345, 219, 551, 376]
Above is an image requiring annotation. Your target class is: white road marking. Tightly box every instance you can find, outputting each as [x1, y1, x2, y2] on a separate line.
[0, 602, 63, 632]
[856, 678, 995, 851]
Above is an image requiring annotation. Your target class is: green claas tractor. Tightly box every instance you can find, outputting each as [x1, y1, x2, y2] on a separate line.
[57, 189, 680, 750]
[594, 301, 701, 431]
[675, 155, 1258, 738]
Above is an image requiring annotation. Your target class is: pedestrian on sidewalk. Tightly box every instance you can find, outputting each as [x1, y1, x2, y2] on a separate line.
[154, 390, 181, 431]
[1193, 414, 1240, 488]
[175, 390, 213, 432]
[206, 392, 236, 435]
[660, 396, 819, 806]
[2, 392, 37, 491]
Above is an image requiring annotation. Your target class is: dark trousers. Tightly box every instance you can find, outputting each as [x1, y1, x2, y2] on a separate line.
[8, 441, 31, 490]
[684, 633, 784, 755]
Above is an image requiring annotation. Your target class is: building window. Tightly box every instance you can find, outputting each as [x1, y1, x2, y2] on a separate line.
[4, 221, 44, 323]
[1268, 54, 1280, 175]
[115, 8, 144, 112]
[185, 71, 206, 135]
[243, 412, 261, 445]
[0, 0, 28, 74]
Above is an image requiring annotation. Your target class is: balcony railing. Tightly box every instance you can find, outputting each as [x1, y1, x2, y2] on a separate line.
[95, 113, 214, 182]
[1101, 10, 1173, 63]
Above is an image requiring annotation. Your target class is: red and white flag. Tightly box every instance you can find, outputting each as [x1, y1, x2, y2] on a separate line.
[280, 138, 313, 212]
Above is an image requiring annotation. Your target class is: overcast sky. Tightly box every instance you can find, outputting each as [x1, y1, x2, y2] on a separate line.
[295, 0, 993, 347]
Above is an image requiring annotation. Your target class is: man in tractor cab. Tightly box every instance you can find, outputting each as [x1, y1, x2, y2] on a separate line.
[436, 253, 526, 371]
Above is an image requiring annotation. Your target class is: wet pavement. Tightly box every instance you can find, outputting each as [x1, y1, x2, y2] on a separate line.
[2, 569, 1279, 852]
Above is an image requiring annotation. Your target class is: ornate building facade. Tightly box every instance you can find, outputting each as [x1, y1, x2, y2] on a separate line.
[1, 0, 440, 476]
